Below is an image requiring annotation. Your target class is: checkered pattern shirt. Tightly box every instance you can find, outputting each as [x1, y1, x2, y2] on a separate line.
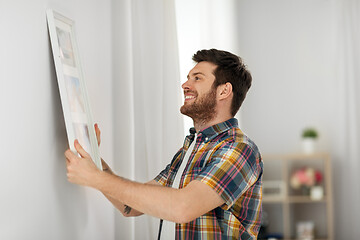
[154, 118, 263, 239]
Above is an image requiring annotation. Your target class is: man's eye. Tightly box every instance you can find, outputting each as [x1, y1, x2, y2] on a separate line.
[195, 76, 200, 80]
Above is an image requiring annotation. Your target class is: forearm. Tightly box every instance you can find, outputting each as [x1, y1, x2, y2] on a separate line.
[102, 192, 143, 217]
[100, 168, 144, 217]
[93, 172, 187, 223]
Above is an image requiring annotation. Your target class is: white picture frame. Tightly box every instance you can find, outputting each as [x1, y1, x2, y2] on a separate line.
[47, 9, 102, 170]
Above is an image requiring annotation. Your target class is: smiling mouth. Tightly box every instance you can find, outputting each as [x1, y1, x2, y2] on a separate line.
[184, 95, 196, 101]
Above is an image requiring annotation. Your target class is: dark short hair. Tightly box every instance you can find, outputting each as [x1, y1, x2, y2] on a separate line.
[192, 49, 252, 116]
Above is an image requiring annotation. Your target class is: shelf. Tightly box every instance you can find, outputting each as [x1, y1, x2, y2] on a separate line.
[263, 195, 327, 204]
[262, 152, 330, 161]
[263, 196, 285, 203]
[282, 238, 329, 240]
[287, 196, 327, 203]
[261, 153, 334, 240]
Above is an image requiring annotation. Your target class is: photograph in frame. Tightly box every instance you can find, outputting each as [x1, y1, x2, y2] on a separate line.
[64, 75, 85, 113]
[56, 27, 76, 67]
[47, 9, 102, 170]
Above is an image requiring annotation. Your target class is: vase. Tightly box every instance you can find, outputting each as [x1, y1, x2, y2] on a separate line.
[310, 186, 324, 200]
[302, 138, 316, 154]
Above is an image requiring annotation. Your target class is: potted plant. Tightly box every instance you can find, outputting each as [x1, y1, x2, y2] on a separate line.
[302, 128, 318, 154]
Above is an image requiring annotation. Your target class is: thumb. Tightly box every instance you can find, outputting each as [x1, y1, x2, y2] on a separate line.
[74, 140, 90, 158]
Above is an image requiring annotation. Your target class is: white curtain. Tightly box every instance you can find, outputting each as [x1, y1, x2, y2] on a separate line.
[111, 0, 184, 239]
[175, 0, 238, 132]
[335, 0, 360, 238]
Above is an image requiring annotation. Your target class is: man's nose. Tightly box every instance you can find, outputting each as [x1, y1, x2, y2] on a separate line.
[182, 80, 190, 90]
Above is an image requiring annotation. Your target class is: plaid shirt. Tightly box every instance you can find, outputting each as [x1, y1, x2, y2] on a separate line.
[154, 118, 263, 239]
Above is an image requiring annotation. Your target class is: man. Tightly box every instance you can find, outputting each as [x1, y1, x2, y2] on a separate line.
[65, 49, 263, 239]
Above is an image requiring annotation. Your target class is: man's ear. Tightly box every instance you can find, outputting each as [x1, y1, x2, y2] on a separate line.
[218, 82, 233, 100]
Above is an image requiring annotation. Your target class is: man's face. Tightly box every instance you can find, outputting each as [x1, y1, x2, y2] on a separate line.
[180, 61, 218, 123]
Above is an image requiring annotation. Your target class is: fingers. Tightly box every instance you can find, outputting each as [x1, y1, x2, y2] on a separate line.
[95, 123, 101, 146]
[65, 154, 71, 171]
[64, 144, 97, 186]
[74, 140, 90, 158]
[65, 149, 77, 162]
[65, 149, 78, 178]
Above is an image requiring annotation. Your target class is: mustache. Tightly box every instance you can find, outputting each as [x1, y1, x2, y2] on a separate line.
[184, 90, 198, 96]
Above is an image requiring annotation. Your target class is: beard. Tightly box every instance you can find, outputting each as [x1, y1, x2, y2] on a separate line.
[180, 87, 217, 124]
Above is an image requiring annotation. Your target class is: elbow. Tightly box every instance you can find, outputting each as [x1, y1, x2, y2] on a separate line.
[176, 216, 194, 224]
[171, 187, 206, 224]
[176, 211, 198, 224]
[173, 203, 198, 224]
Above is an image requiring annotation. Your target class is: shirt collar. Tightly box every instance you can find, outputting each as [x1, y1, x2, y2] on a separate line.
[187, 118, 239, 142]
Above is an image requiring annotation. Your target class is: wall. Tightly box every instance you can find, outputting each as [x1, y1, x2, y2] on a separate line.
[236, 0, 337, 154]
[0, 0, 114, 239]
[235, 0, 347, 238]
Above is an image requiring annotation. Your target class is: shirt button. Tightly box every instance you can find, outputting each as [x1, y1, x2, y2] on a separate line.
[205, 137, 208, 141]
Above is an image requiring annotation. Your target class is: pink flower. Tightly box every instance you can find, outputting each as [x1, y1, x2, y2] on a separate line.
[290, 167, 323, 189]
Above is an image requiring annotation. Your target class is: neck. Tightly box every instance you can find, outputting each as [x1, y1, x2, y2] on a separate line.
[193, 114, 233, 133]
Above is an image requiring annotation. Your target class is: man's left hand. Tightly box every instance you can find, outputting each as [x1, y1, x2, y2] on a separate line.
[65, 140, 101, 187]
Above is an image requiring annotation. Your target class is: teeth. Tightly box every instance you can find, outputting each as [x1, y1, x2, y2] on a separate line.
[185, 96, 195, 100]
